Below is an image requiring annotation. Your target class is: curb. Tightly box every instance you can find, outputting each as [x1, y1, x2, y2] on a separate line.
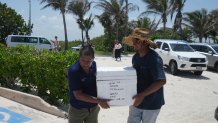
[0, 87, 67, 118]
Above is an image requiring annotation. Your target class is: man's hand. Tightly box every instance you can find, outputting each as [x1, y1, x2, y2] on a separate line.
[132, 93, 144, 107]
[98, 99, 110, 109]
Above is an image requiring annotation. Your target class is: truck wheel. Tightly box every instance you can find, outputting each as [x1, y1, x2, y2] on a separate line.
[193, 71, 203, 75]
[170, 61, 178, 75]
[215, 63, 218, 72]
[215, 106, 218, 121]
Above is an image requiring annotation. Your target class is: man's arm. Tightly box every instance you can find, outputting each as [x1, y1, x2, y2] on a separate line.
[73, 90, 110, 109]
[132, 80, 166, 107]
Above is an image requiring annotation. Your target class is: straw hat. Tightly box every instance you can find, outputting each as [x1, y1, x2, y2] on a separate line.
[123, 28, 157, 48]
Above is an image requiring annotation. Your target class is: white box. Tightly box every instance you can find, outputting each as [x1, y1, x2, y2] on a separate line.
[97, 67, 137, 106]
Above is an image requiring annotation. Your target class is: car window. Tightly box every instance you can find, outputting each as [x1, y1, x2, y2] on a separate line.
[39, 38, 51, 44]
[26, 37, 38, 43]
[162, 43, 170, 51]
[156, 42, 162, 49]
[190, 45, 200, 51]
[211, 45, 218, 53]
[170, 44, 194, 52]
[11, 36, 25, 43]
[199, 46, 213, 53]
[11, 36, 38, 43]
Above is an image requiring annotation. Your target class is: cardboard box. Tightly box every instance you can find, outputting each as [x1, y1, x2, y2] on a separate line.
[97, 67, 137, 106]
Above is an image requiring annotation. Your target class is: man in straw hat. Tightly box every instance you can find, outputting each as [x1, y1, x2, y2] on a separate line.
[123, 28, 166, 123]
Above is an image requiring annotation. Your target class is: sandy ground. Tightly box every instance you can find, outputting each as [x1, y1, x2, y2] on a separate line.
[1, 54, 217, 123]
[95, 55, 218, 123]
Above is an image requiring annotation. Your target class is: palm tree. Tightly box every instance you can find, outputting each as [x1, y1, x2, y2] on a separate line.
[76, 18, 85, 44]
[120, 0, 129, 53]
[83, 14, 94, 44]
[137, 13, 161, 34]
[96, 12, 113, 37]
[40, 0, 69, 50]
[95, 0, 122, 41]
[120, 0, 129, 34]
[209, 9, 218, 43]
[68, 0, 92, 46]
[170, 0, 186, 38]
[95, 0, 138, 40]
[141, 0, 171, 31]
[137, 17, 152, 28]
[183, 9, 216, 43]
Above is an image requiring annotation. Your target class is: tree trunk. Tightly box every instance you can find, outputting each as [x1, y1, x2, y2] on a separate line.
[62, 13, 68, 50]
[123, 0, 128, 53]
[85, 30, 90, 44]
[81, 29, 84, 46]
[116, 22, 119, 41]
[199, 36, 203, 43]
[162, 11, 167, 31]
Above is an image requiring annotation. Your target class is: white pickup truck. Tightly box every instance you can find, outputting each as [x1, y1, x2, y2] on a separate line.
[154, 39, 208, 75]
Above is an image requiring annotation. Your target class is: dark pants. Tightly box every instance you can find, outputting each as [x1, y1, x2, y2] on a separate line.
[68, 105, 100, 123]
[115, 49, 121, 59]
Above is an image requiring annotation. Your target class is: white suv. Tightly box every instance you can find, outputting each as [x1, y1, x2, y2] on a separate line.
[6, 35, 54, 50]
[154, 39, 208, 75]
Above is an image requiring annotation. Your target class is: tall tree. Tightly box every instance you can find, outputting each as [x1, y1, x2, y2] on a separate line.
[95, 0, 138, 41]
[170, 0, 186, 38]
[141, 0, 171, 31]
[0, 2, 30, 44]
[209, 9, 218, 43]
[120, 0, 129, 53]
[40, 0, 69, 50]
[83, 14, 94, 44]
[96, 12, 113, 37]
[68, 0, 92, 46]
[183, 9, 216, 43]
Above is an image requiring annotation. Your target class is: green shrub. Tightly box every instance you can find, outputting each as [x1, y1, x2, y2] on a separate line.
[0, 45, 79, 105]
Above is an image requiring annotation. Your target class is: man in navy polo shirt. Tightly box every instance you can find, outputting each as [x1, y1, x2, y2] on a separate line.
[123, 28, 166, 123]
[68, 46, 109, 123]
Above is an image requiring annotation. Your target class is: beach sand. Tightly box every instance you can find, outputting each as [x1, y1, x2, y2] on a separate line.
[95, 55, 218, 123]
[1, 55, 217, 123]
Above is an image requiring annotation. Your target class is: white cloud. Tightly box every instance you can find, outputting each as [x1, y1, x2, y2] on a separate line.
[32, 14, 104, 41]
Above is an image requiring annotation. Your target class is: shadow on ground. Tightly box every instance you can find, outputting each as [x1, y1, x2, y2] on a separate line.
[163, 67, 210, 80]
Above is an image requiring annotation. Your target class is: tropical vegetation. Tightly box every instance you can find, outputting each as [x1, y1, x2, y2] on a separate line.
[68, 0, 93, 46]
[40, 0, 69, 50]
[0, 2, 31, 44]
[1, 0, 218, 50]
[0, 44, 78, 105]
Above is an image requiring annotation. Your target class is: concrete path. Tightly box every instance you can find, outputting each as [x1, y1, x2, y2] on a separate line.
[0, 96, 67, 123]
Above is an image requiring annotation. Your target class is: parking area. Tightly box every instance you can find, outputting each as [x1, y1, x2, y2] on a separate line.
[1, 55, 218, 123]
[0, 97, 67, 123]
[96, 55, 218, 123]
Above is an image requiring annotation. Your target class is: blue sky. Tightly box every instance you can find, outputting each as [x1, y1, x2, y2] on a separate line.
[1, 0, 218, 41]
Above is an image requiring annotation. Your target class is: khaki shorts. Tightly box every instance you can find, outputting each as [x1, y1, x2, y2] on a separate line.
[68, 105, 100, 123]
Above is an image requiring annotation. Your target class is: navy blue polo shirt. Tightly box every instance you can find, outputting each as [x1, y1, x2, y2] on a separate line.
[132, 49, 166, 110]
[68, 61, 97, 109]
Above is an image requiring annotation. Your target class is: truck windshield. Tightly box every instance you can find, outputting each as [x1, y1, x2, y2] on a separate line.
[170, 44, 194, 52]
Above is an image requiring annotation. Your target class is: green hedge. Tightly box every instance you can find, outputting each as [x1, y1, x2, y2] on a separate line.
[0, 44, 79, 105]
